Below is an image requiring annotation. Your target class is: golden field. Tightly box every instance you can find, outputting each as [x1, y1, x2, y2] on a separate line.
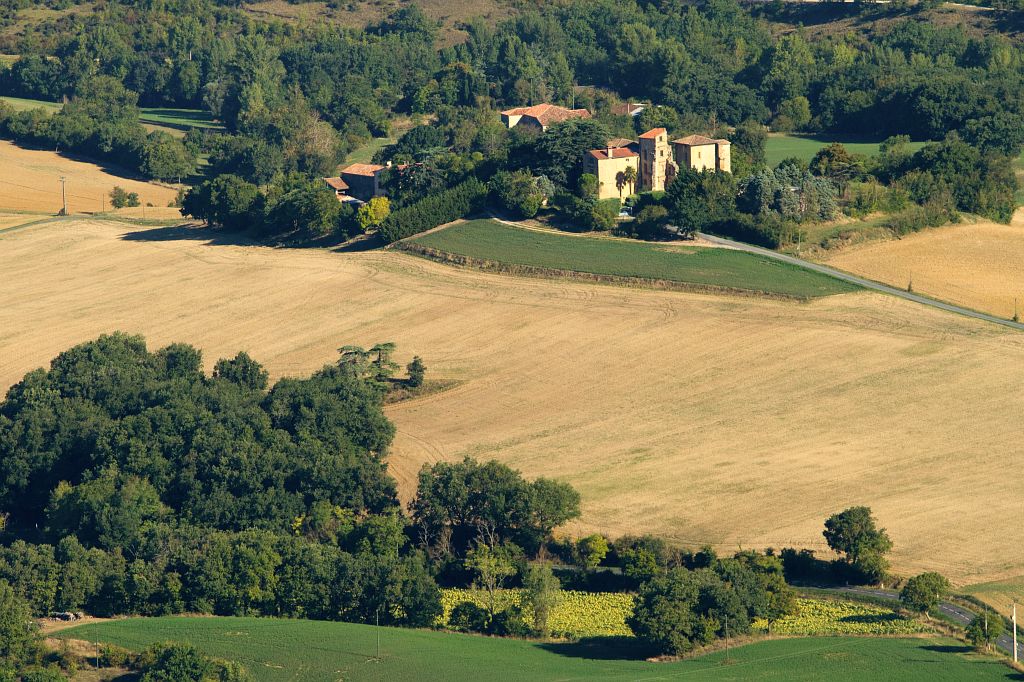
[824, 213, 1024, 319]
[2, 218, 1024, 584]
[0, 140, 179, 213]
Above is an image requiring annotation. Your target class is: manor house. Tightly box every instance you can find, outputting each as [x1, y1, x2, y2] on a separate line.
[583, 130, 731, 200]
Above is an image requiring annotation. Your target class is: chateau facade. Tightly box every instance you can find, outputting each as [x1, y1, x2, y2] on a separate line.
[584, 130, 732, 201]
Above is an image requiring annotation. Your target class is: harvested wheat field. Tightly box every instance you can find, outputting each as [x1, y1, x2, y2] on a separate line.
[824, 212, 1024, 319]
[0, 140, 179, 212]
[2, 218, 1024, 584]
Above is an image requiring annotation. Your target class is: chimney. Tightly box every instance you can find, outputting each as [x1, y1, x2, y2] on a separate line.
[385, 161, 393, 168]
[606, 146, 614, 158]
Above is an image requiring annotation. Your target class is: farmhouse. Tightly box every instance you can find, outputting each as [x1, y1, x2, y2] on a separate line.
[323, 176, 362, 204]
[338, 163, 387, 202]
[500, 103, 591, 132]
[583, 128, 732, 200]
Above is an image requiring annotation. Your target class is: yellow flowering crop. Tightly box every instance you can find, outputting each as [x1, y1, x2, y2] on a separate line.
[438, 588, 635, 638]
[752, 598, 928, 635]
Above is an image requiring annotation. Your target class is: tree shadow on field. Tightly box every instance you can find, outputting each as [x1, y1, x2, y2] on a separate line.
[538, 636, 652, 661]
[120, 223, 261, 247]
[921, 645, 973, 654]
[121, 223, 387, 252]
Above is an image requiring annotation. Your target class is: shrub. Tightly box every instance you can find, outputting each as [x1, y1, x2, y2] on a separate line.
[18, 667, 64, 682]
[490, 605, 531, 637]
[704, 214, 782, 249]
[110, 187, 141, 209]
[139, 643, 211, 682]
[448, 601, 489, 633]
[406, 356, 425, 388]
[378, 178, 487, 243]
[99, 644, 132, 668]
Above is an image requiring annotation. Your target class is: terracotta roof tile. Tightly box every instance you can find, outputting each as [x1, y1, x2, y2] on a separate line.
[588, 147, 639, 161]
[611, 102, 646, 116]
[323, 177, 349, 191]
[638, 128, 666, 139]
[673, 134, 726, 146]
[501, 103, 591, 127]
[341, 163, 386, 177]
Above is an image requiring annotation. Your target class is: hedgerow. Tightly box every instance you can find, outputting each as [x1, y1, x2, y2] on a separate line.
[378, 178, 488, 244]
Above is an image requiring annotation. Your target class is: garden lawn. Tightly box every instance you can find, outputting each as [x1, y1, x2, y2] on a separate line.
[765, 133, 927, 167]
[58, 617, 1014, 682]
[410, 219, 857, 299]
[0, 96, 221, 133]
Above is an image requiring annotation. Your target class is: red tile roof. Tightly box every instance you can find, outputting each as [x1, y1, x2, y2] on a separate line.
[673, 134, 729, 146]
[611, 102, 646, 116]
[500, 103, 591, 127]
[323, 177, 349, 191]
[341, 163, 386, 177]
[588, 147, 639, 161]
[638, 128, 666, 139]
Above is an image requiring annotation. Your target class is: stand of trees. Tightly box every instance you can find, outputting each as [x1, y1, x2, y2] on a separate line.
[0, 77, 195, 182]
[0, 334, 582, 635]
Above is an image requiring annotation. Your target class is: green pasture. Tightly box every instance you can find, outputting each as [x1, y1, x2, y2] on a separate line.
[58, 617, 1016, 682]
[765, 133, 928, 167]
[410, 219, 858, 298]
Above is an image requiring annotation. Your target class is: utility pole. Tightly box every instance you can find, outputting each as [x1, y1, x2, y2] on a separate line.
[1014, 602, 1018, 664]
[59, 176, 67, 216]
[724, 614, 729, 658]
[376, 608, 380, 660]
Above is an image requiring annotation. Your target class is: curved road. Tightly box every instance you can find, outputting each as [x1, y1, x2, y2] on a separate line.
[825, 586, 1022, 660]
[698, 232, 1024, 332]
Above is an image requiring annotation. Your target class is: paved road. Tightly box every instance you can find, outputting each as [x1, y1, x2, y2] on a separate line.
[825, 586, 1022, 660]
[698, 232, 1024, 332]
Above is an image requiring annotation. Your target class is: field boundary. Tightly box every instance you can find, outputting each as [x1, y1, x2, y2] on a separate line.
[700, 232, 1024, 331]
[393, 241, 814, 302]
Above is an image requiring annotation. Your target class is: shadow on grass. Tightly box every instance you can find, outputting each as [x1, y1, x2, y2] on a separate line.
[920, 644, 973, 654]
[538, 636, 652, 661]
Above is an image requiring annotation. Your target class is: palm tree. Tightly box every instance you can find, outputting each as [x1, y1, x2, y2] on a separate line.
[615, 171, 626, 199]
[622, 166, 637, 196]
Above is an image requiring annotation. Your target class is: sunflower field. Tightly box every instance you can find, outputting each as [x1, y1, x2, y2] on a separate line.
[752, 598, 929, 635]
[438, 588, 635, 638]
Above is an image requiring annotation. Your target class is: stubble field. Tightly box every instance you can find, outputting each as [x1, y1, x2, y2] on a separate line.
[2, 218, 1024, 584]
[824, 213, 1024, 319]
[0, 139, 179, 213]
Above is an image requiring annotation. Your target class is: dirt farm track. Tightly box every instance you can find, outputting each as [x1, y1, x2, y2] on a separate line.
[2, 218, 1024, 584]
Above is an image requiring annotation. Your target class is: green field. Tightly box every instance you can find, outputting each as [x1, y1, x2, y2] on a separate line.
[0, 95, 62, 112]
[765, 133, 928, 167]
[138, 107, 222, 131]
[58, 617, 1015, 682]
[410, 219, 858, 298]
[0, 96, 221, 133]
[344, 136, 394, 165]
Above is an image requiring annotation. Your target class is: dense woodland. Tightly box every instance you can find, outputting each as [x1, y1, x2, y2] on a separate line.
[0, 0, 1020, 242]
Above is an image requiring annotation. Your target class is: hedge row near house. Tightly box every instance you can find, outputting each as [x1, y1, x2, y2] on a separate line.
[379, 177, 488, 244]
